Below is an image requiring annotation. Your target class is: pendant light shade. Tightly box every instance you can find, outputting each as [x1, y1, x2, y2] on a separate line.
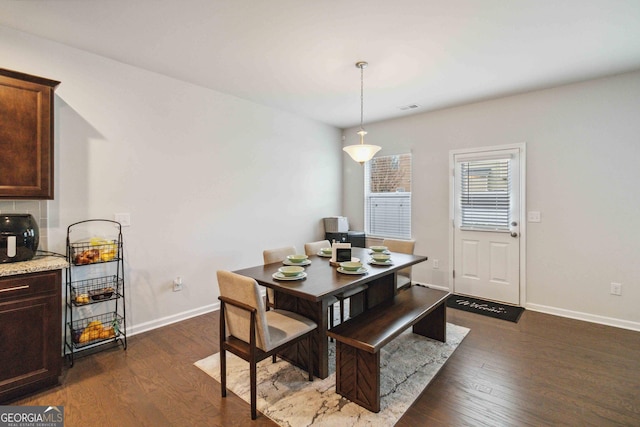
[343, 61, 381, 164]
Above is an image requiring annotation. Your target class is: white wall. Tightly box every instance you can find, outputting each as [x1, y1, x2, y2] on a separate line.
[343, 71, 640, 330]
[1, 25, 343, 334]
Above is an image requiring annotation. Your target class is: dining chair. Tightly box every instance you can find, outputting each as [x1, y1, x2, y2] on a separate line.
[217, 270, 317, 420]
[382, 238, 416, 290]
[262, 246, 342, 328]
[303, 240, 331, 256]
[263, 246, 298, 309]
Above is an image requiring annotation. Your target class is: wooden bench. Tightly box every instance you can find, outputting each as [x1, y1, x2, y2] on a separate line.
[326, 286, 449, 412]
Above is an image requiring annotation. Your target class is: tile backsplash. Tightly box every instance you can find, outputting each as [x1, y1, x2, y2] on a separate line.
[0, 200, 48, 251]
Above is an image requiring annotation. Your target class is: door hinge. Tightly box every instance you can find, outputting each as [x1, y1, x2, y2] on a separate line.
[452, 270, 455, 278]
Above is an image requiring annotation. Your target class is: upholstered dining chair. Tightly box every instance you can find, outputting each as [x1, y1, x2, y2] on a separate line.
[303, 240, 331, 256]
[269, 243, 342, 332]
[263, 246, 298, 309]
[304, 240, 367, 326]
[217, 270, 317, 420]
[382, 238, 416, 290]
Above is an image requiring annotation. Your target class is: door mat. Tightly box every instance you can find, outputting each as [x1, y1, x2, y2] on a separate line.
[447, 294, 524, 323]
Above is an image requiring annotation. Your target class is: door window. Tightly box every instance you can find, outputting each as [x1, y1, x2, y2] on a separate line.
[459, 158, 512, 231]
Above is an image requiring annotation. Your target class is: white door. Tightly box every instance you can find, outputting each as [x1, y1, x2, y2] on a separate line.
[451, 146, 524, 305]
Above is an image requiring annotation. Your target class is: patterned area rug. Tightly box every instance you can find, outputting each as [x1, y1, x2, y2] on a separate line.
[195, 323, 469, 426]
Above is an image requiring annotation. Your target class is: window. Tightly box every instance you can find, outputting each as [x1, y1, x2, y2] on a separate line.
[458, 158, 511, 231]
[365, 153, 412, 239]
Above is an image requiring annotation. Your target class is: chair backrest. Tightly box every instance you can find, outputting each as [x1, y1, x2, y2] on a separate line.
[217, 270, 271, 351]
[383, 239, 416, 279]
[304, 240, 331, 256]
[382, 238, 416, 255]
[263, 246, 297, 264]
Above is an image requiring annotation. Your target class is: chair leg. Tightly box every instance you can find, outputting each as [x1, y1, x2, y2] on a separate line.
[220, 348, 227, 398]
[250, 359, 257, 420]
[272, 354, 276, 363]
[329, 303, 335, 342]
[339, 298, 345, 323]
[307, 334, 313, 381]
[329, 304, 334, 329]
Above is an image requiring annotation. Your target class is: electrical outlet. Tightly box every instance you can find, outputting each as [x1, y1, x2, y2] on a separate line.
[433, 259, 439, 269]
[173, 276, 183, 292]
[610, 282, 622, 296]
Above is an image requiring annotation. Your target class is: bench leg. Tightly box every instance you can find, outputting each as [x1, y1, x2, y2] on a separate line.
[335, 342, 381, 412]
[413, 301, 446, 342]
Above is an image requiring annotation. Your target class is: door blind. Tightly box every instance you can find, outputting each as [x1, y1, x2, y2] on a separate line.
[459, 158, 511, 231]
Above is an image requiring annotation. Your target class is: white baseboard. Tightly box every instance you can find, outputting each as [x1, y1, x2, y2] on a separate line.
[127, 303, 219, 337]
[416, 283, 640, 332]
[126, 291, 640, 338]
[128, 290, 268, 337]
[526, 303, 640, 332]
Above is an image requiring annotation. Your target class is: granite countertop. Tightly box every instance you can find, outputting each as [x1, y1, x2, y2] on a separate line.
[0, 256, 69, 277]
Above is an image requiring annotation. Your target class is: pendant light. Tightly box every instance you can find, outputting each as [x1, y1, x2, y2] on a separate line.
[343, 61, 381, 164]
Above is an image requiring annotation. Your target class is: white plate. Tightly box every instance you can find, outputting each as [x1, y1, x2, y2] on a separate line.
[283, 259, 311, 266]
[272, 271, 308, 281]
[369, 250, 391, 255]
[369, 259, 394, 266]
[337, 267, 368, 275]
[317, 252, 332, 257]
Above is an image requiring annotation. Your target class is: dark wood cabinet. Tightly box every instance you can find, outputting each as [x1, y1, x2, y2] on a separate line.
[0, 269, 62, 403]
[0, 69, 60, 199]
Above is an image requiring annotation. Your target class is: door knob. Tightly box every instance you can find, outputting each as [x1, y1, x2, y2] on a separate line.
[510, 231, 519, 238]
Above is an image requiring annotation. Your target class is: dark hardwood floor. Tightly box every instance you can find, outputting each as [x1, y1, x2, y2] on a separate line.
[12, 305, 640, 426]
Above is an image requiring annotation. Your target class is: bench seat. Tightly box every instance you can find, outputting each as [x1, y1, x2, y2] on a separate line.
[327, 286, 449, 412]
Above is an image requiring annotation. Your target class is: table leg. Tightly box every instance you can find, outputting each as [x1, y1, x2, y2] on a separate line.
[413, 302, 447, 342]
[364, 273, 396, 309]
[273, 290, 330, 379]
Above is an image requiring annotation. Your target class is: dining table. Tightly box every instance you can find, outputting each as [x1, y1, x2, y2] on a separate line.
[232, 246, 428, 379]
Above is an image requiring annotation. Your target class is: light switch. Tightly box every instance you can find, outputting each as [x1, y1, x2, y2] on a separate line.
[527, 211, 541, 223]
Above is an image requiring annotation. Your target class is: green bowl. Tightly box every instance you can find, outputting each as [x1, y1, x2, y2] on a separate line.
[320, 247, 332, 255]
[278, 266, 305, 277]
[370, 246, 388, 253]
[340, 261, 362, 271]
[287, 254, 308, 263]
[371, 253, 391, 262]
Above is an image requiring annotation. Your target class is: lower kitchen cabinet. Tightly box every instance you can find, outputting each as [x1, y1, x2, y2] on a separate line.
[0, 269, 62, 403]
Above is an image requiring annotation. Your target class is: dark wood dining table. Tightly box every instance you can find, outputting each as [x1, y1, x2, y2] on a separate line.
[233, 246, 428, 379]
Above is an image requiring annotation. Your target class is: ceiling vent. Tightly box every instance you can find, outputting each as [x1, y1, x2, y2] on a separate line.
[398, 104, 420, 111]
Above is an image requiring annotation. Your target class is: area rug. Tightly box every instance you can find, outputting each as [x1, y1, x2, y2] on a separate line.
[446, 294, 524, 323]
[195, 323, 469, 426]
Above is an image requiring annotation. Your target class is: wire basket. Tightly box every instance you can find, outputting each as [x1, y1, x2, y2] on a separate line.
[70, 312, 124, 347]
[70, 239, 120, 265]
[70, 275, 123, 305]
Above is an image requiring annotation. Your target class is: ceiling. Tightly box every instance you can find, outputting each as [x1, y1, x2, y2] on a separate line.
[2, 0, 640, 129]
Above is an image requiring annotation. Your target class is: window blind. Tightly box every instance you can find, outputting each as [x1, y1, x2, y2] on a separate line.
[459, 158, 511, 231]
[365, 154, 412, 239]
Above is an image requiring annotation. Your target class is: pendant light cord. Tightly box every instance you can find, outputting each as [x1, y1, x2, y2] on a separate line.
[360, 64, 364, 133]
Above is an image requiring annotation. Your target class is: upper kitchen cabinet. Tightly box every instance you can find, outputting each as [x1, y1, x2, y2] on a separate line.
[0, 69, 60, 199]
